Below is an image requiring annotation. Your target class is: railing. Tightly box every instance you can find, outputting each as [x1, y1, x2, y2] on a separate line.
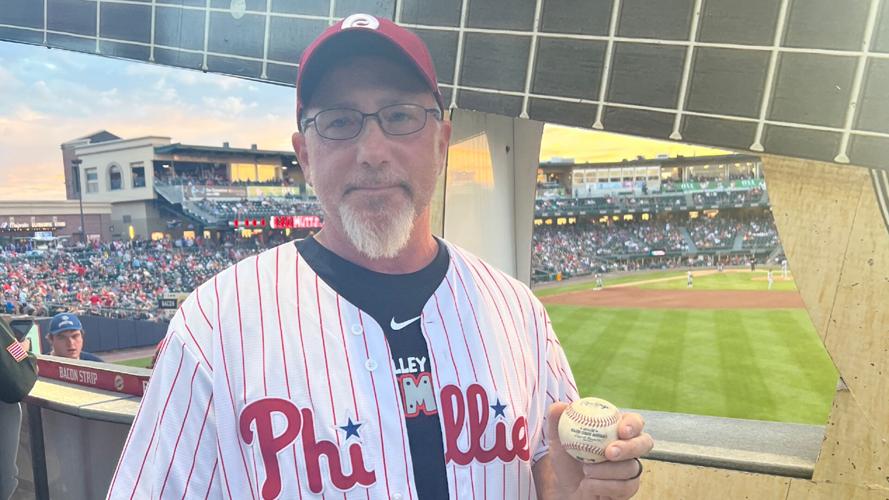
[11, 357, 828, 499]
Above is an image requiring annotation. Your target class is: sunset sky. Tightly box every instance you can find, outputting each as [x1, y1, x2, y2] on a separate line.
[0, 41, 730, 201]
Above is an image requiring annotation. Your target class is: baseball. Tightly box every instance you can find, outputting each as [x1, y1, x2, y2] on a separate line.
[558, 397, 621, 463]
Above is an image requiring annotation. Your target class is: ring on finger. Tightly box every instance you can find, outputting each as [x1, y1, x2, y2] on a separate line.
[628, 458, 643, 480]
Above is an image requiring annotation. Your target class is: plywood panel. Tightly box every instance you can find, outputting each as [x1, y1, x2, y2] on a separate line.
[787, 478, 889, 499]
[761, 156, 867, 340]
[810, 168, 889, 486]
[634, 460, 791, 499]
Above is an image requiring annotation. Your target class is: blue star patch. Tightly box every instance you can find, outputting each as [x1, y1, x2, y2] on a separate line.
[339, 417, 362, 440]
[491, 399, 507, 419]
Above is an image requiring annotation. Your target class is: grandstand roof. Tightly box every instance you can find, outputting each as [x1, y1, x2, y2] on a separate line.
[61, 130, 122, 146]
[154, 143, 297, 161]
[540, 153, 761, 171]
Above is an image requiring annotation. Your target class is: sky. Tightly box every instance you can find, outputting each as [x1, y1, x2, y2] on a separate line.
[0, 41, 730, 201]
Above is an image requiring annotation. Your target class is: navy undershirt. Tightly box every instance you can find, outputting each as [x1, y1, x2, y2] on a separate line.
[296, 237, 450, 499]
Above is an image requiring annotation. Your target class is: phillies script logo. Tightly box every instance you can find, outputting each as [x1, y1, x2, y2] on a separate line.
[441, 384, 530, 464]
[239, 398, 375, 499]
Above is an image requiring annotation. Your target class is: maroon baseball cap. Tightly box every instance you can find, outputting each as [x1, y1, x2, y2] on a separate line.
[296, 13, 445, 129]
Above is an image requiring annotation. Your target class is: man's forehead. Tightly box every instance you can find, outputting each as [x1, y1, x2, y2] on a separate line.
[55, 329, 82, 337]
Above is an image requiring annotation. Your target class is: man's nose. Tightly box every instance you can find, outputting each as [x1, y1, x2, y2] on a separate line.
[355, 116, 391, 166]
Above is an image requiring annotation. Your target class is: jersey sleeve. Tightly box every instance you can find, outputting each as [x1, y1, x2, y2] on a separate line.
[107, 292, 221, 500]
[531, 308, 580, 465]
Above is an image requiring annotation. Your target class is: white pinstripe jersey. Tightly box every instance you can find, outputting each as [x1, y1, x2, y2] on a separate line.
[108, 240, 578, 500]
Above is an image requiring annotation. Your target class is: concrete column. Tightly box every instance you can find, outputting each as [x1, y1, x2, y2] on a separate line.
[438, 109, 544, 286]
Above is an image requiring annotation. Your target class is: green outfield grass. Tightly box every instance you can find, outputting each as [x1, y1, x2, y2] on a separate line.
[639, 270, 798, 292]
[535, 270, 689, 298]
[114, 356, 153, 368]
[547, 305, 836, 424]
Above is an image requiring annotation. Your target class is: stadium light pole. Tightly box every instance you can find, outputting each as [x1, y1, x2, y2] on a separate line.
[72, 158, 86, 244]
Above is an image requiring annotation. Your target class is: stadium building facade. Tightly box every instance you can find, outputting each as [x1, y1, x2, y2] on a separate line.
[533, 154, 779, 282]
[61, 131, 320, 242]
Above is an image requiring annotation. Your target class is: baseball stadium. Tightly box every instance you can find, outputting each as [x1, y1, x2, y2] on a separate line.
[2, 1, 888, 499]
[527, 154, 837, 425]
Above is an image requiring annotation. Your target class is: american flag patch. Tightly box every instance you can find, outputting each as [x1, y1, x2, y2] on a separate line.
[6, 342, 27, 362]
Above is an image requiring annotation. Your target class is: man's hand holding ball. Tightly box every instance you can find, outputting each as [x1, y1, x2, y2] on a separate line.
[546, 397, 654, 499]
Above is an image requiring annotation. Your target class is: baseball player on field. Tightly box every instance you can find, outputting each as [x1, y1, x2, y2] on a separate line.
[109, 14, 653, 500]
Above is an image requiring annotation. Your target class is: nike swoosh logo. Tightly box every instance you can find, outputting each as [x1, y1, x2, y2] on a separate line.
[390, 316, 421, 331]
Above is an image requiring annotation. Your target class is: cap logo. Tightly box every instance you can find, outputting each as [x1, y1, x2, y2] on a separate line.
[342, 14, 380, 30]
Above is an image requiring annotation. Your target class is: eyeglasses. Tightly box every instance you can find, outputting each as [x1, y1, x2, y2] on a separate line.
[301, 103, 441, 140]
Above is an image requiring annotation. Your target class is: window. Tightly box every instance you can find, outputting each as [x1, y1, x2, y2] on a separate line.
[122, 215, 132, 223]
[109, 164, 122, 190]
[85, 168, 98, 193]
[131, 163, 145, 188]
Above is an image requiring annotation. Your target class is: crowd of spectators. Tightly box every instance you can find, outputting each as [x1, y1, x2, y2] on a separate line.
[192, 198, 323, 221]
[1, 238, 269, 322]
[533, 214, 780, 279]
[742, 218, 780, 250]
[687, 217, 741, 250]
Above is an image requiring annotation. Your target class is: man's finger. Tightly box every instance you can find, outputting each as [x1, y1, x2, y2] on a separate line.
[581, 459, 641, 480]
[617, 412, 645, 439]
[545, 402, 570, 448]
[606, 432, 654, 461]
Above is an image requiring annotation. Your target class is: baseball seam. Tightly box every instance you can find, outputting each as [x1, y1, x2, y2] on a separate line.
[565, 406, 620, 428]
[563, 442, 607, 457]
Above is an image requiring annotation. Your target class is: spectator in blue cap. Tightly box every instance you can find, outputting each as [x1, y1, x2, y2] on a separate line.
[46, 313, 103, 362]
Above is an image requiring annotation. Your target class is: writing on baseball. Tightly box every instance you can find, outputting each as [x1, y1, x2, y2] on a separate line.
[558, 397, 621, 463]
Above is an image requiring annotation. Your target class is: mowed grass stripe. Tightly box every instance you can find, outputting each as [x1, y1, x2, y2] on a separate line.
[633, 310, 687, 412]
[715, 310, 778, 420]
[546, 305, 837, 424]
[640, 271, 798, 292]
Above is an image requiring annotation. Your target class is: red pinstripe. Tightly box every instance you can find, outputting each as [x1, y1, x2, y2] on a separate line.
[295, 253, 315, 406]
[128, 346, 186, 499]
[373, 311, 415, 500]
[213, 277, 256, 500]
[108, 326, 164, 498]
[432, 292, 478, 500]
[233, 264, 247, 403]
[334, 296, 370, 500]
[418, 313, 461, 500]
[204, 460, 218, 500]
[159, 364, 202, 498]
[334, 296, 360, 414]
[180, 305, 212, 369]
[275, 247, 304, 500]
[215, 442, 234, 500]
[491, 274, 534, 495]
[194, 286, 213, 329]
[255, 255, 268, 395]
[476, 260, 529, 409]
[180, 394, 214, 500]
[443, 277, 479, 381]
[454, 254, 521, 500]
[355, 311, 392, 499]
[313, 276, 346, 500]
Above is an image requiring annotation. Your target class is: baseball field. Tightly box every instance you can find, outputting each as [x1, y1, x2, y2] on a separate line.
[537, 269, 838, 425]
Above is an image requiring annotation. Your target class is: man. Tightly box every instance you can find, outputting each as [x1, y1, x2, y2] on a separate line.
[687, 270, 694, 288]
[767, 269, 774, 290]
[109, 14, 652, 499]
[1, 318, 38, 500]
[46, 313, 103, 362]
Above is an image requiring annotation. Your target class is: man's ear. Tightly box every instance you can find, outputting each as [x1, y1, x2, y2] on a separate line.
[292, 131, 312, 186]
